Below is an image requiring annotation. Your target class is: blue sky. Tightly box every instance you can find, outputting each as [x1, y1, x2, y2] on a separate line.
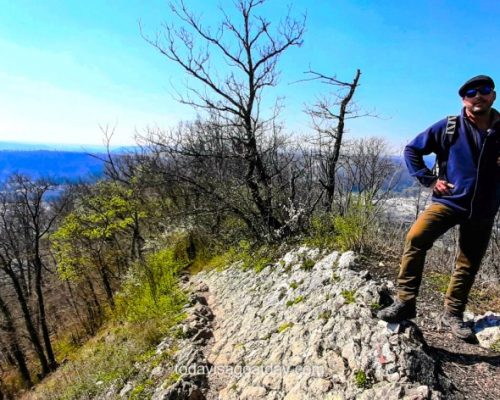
[0, 0, 499, 151]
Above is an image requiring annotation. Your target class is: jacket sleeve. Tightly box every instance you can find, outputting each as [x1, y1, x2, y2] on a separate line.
[404, 119, 446, 187]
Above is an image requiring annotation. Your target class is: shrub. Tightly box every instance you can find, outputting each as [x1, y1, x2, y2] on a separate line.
[304, 213, 336, 249]
[114, 247, 188, 324]
[333, 201, 381, 253]
[32, 241, 188, 400]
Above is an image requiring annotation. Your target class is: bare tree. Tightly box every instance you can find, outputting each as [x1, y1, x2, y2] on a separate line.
[0, 291, 32, 388]
[305, 69, 363, 212]
[336, 137, 399, 213]
[0, 174, 64, 376]
[140, 0, 307, 240]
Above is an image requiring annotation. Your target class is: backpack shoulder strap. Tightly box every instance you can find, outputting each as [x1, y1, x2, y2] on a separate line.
[433, 115, 458, 179]
[443, 115, 458, 147]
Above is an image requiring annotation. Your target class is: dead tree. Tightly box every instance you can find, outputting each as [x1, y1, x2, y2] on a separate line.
[141, 0, 306, 240]
[305, 69, 362, 212]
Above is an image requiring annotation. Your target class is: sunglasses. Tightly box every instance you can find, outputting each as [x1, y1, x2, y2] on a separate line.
[464, 86, 493, 98]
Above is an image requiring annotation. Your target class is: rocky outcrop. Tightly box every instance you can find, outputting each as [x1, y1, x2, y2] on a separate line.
[85, 246, 500, 399]
[163, 248, 455, 399]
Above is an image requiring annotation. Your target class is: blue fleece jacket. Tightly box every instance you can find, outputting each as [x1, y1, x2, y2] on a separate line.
[404, 108, 500, 219]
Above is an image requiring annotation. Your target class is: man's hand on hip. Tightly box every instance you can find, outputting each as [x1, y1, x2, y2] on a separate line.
[432, 179, 455, 196]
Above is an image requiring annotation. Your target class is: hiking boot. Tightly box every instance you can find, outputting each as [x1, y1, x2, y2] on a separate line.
[377, 298, 416, 323]
[440, 311, 476, 342]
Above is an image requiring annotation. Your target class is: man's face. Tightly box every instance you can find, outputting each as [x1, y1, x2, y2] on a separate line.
[462, 85, 496, 116]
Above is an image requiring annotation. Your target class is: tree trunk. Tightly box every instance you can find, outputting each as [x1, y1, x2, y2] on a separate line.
[99, 265, 115, 308]
[34, 255, 57, 370]
[85, 275, 103, 331]
[324, 69, 361, 212]
[4, 266, 50, 377]
[65, 280, 86, 331]
[0, 293, 33, 387]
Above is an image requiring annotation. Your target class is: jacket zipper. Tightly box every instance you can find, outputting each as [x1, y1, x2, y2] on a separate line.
[469, 129, 494, 218]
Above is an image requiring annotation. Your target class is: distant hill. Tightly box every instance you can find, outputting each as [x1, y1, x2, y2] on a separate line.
[0, 142, 437, 190]
[0, 141, 137, 153]
[0, 150, 106, 183]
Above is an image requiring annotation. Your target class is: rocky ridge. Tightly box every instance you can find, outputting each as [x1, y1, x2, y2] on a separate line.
[102, 247, 499, 399]
[157, 248, 455, 399]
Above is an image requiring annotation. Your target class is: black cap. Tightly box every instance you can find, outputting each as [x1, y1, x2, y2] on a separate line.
[458, 75, 495, 97]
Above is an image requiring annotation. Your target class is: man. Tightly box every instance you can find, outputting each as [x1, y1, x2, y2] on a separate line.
[378, 75, 500, 342]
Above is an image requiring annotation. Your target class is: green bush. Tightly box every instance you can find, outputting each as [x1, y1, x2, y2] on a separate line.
[333, 201, 381, 253]
[304, 201, 380, 253]
[239, 241, 276, 272]
[197, 240, 278, 273]
[333, 212, 364, 252]
[304, 213, 336, 249]
[114, 247, 188, 324]
[32, 242, 188, 400]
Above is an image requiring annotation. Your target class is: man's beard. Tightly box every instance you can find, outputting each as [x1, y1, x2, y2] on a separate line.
[470, 105, 490, 115]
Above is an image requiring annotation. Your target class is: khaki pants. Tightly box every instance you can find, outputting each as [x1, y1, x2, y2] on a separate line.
[397, 203, 494, 314]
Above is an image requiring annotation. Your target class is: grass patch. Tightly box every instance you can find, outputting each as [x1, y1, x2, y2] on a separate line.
[490, 338, 500, 353]
[202, 247, 240, 272]
[129, 379, 155, 399]
[200, 241, 281, 273]
[304, 203, 380, 253]
[163, 372, 181, 388]
[341, 289, 356, 304]
[239, 241, 277, 272]
[468, 285, 500, 314]
[289, 281, 299, 289]
[286, 295, 305, 307]
[318, 310, 332, 321]
[300, 256, 316, 271]
[354, 370, 371, 388]
[277, 322, 294, 333]
[428, 272, 450, 294]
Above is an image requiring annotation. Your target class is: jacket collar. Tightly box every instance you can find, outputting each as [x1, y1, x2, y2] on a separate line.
[490, 108, 500, 129]
[461, 107, 500, 130]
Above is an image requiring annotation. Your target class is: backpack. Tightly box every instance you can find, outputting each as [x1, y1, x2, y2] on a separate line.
[432, 115, 458, 179]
